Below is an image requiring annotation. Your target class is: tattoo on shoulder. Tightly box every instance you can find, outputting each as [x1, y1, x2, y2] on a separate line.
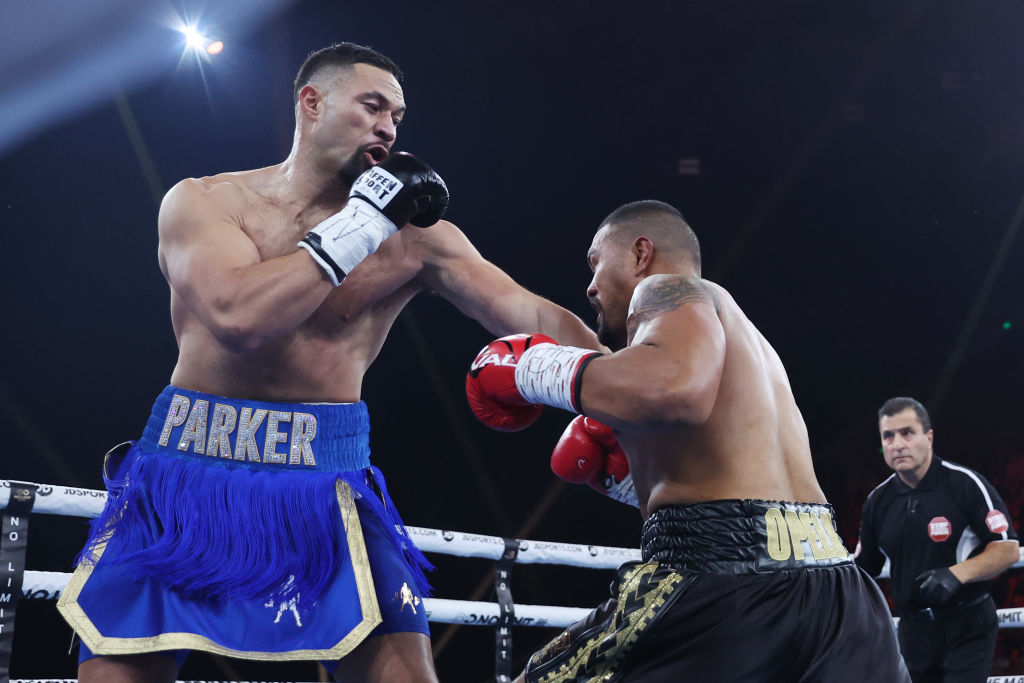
[627, 276, 714, 333]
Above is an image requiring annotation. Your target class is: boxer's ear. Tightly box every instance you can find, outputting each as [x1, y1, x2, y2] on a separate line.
[297, 84, 323, 121]
[631, 236, 654, 274]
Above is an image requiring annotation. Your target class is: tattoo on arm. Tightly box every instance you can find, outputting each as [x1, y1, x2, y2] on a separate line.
[627, 276, 713, 338]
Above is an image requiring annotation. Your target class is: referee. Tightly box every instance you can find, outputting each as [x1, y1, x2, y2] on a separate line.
[856, 396, 1020, 683]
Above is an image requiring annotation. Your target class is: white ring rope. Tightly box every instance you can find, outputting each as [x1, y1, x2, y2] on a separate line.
[20, 680, 1024, 683]
[9, 573, 1020, 629]
[19, 570, 591, 628]
[406, 526, 641, 569]
[0, 480, 641, 570]
[0, 482, 107, 518]
[11, 680, 1018, 683]
[8, 479, 1022, 572]
[6, 478, 1024, 683]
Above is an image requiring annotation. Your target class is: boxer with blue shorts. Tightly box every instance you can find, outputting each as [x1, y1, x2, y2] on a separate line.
[59, 386, 431, 668]
[69, 38, 603, 681]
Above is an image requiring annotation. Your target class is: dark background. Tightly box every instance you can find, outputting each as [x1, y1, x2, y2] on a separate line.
[2, 1, 1023, 681]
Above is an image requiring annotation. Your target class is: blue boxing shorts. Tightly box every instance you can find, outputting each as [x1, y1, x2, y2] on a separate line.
[58, 386, 432, 666]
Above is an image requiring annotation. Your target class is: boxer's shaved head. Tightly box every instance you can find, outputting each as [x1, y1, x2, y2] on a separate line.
[598, 200, 701, 274]
[293, 42, 402, 103]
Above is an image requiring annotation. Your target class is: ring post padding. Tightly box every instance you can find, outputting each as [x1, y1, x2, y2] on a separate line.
[1, 482, 36, 683]
[494, 538, 520, 683]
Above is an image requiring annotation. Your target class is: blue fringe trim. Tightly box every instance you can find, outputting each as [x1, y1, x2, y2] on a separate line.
[76, 444, 433, 605]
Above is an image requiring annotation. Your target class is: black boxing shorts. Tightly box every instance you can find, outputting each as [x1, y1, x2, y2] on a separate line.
[524, 500, 909, 683]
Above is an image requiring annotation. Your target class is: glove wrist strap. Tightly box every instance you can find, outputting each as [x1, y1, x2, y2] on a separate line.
[514, 344, 600, 413]
[298, 198, 398, 285]
[605, 473, 639, 508]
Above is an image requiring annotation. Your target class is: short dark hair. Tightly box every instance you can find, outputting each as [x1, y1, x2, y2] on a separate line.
[293, 42, 402, 102]
[599, 200, 701, 271]
[878, 396, 932, 432]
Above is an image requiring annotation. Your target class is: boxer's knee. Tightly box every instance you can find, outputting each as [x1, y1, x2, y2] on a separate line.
[78, 652, 179, 683]
[329, 631, 438, 683]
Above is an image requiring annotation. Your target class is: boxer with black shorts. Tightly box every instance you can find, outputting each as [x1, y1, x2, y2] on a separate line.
[59, 42, 602, 683]
[466, 200, 910, 682]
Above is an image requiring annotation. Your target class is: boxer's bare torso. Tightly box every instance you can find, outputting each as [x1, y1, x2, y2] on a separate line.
[161, 167, 416, 402]
[582, 272, 825, 518]
[159, 166, 602, 403]
[625, 278, 825, 515]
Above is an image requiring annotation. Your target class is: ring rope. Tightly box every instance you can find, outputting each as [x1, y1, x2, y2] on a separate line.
[6, 479, 1020, 572]
[20, 679, 1023, 683]
[0, 480, 641, 569]
[19, 570, 592, 628]
[17, 680, 1024, 683]
[17, 570, 1024, 630]
[5, 479, 1024, 683]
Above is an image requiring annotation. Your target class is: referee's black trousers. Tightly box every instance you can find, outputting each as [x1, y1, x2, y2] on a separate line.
[898, 596, 998, 683]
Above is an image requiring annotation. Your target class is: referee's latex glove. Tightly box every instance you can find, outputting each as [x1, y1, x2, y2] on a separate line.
[914, 567, 962, 605]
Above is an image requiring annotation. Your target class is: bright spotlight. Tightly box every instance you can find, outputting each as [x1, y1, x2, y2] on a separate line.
[170, 13, 221, 78]
[182, 25, 206, 51]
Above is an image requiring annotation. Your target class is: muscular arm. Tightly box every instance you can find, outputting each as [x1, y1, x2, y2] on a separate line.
[159, 178, 333, 352]
[419, 223, 603, 348]
[335, 221, 604, 349]
[578, 275, 726, 431]
[950, 540, 1020, 583]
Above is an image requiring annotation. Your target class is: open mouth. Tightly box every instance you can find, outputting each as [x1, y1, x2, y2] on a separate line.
[365, 145, 388, 165]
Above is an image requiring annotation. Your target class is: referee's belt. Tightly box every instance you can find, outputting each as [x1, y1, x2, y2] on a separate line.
[907, 593, 990, 622]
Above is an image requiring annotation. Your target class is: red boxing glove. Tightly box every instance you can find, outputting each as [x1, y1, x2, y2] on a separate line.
[550, 415, 637, 507]
[466, 333, 556, 431]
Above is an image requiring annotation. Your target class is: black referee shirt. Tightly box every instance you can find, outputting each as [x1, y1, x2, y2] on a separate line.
[856, 454, 1017, 616]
